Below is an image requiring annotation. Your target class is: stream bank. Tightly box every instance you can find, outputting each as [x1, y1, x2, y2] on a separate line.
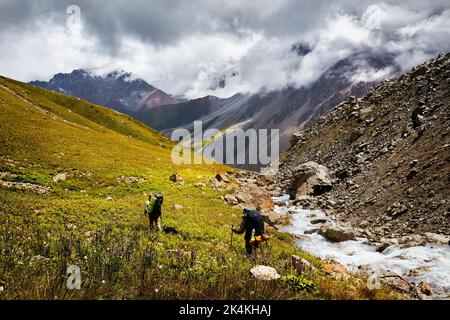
[273, 195, 450, 299]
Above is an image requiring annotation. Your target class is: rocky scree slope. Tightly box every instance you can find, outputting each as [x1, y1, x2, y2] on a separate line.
[277, 53, 450, 241]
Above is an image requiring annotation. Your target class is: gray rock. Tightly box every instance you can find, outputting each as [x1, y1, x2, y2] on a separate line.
[399, 234, 425, 248]
[224, 194, 238, 205]
[290, 161, 332, 197]
[423, 232, 449, 245]
[310, 217, 330, 224]
[250, 265, 280, 281]
[318, 223, 356, 242]
[304, 228, 320, 235]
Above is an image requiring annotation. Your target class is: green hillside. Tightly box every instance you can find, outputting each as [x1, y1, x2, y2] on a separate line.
[0, 76, 397, 299]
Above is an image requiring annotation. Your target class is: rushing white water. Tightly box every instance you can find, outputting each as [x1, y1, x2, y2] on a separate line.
[273, 195, 450, 297]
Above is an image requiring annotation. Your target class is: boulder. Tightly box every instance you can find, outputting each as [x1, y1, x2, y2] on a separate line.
[170, 173, 183, 182]
[261, 211, 284, 226]
[304, 228, 319, 235]
[318, 223, 356, 242]
[376, 242, 391, 253]
[310, 217, 330, 225]
[417, 281, 434, 296]
[423, 232, 449, 245]
[378, 269, 415, 293]
[232, 182, 275, 212]
[289, 161, 332, 198]
[250, 265, 280, 281]
[224, 194, 239, 205]
[376, 238, 398, 253]
[52, 172, 67, 182]
[256, 174, 273, 187]
[322, 261, 351, 281]
[399, 234, 425, 248]
[292, 195, 317, 208]
[234, 192, 251, 204]
[215, 173, 230, 183]
[406, 266, 429, 277]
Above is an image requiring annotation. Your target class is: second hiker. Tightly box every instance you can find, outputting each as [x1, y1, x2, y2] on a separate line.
[232, 208, 268, 256]
[144, 193, 164, 231]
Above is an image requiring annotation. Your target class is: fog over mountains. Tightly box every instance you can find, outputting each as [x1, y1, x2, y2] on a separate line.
[2, 1, 450, 98]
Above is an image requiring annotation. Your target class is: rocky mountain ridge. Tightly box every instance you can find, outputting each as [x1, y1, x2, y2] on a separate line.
[142, 54, 385, 157]
[276, 53, 450, 241]
[30, 69, 178, 114]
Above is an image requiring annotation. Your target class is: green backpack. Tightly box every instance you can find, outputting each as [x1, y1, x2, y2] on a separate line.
[145, 196, 156, 215]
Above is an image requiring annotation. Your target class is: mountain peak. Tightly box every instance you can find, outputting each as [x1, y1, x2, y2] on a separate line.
[30, 69, 181, 114]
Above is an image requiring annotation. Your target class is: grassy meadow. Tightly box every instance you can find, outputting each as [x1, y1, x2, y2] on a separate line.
[0, 76, 399, 299]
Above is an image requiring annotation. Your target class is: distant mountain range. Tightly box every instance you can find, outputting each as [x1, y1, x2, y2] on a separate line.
[140, 53, 397, 169]
[31, 53, 398, 169]
[30, 69, 180, 114]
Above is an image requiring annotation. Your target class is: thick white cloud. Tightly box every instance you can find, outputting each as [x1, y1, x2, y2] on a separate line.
[0, 1, 449, 98]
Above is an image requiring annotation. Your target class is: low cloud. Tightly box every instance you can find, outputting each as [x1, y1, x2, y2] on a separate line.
[0, 1, 449, 98]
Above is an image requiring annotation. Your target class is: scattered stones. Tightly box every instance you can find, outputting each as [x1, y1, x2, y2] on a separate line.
[118, 176, 146, 184]
[0, 181, 51, 194]
[292, 195, 317, 208]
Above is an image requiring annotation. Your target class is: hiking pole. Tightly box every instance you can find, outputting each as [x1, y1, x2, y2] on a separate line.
[230, 225, 234, 250]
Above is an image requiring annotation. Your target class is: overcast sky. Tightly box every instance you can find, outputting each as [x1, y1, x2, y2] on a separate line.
[0, 0, 449, 98]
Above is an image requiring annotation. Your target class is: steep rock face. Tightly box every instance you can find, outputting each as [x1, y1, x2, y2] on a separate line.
[277, 53, 450, 238]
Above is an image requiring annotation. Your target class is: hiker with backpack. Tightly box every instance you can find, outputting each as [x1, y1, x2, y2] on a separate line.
[144, 193, 164, 231]
[232, 208, 268, 256]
